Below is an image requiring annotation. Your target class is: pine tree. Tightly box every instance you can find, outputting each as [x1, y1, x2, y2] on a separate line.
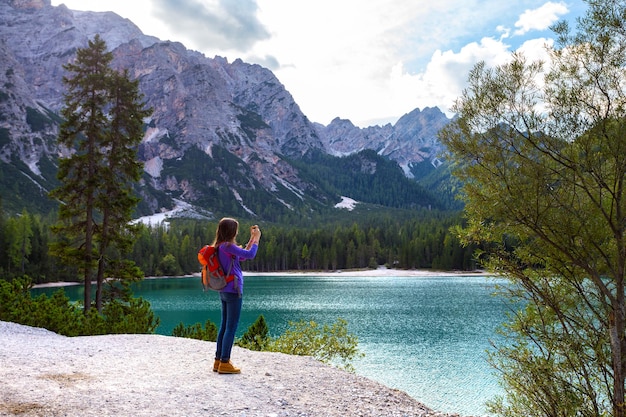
[94, 69, 151, 311]
[238, 315, 270, 351]
[50, 35, 111, 312]
[50, 35, 151, 313]
[7, 209, 33, 274]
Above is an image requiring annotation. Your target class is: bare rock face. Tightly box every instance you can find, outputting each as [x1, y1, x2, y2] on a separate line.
[0, 1, 329, 216]
[0, 1, 450, 217]
[9, 0, 48, 10]
[316, 107, 449, 177]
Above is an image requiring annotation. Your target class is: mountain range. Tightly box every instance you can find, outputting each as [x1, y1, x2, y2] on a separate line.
[0, 0, 456, 223]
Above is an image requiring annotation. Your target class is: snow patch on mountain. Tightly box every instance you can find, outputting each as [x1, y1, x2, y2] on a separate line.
[27, 160, 40, 176]
[232, 189, 256, 217]
[131, 199, 212, 226]
[273, 175, 304, 200]
[335, 196, 357, 211]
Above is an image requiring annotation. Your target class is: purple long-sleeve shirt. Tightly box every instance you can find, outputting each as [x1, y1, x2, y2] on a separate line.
[217, 242, 258, 295]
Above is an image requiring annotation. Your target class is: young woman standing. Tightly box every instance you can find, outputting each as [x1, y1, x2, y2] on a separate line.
[212, 217, 261, 374]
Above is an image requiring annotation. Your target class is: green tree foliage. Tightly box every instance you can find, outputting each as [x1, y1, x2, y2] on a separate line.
[0, 198, 6, 273]
[439, 1, 626, 415]
[130, 212, 477, 276]
[0, 208, 60, 282]
[291, 149, 451, 210]
[237, 314, 270, 351]
[0, 277, 159, 336]
[158, 253, 183, 276]
[268, 318, 363, 371]
[94, 69, 151, 311]
[171, 319, 217, 341]
[49, 35, 150, 313]
[0, 209, 476, 283]
[49, 35, 111, 311]
[0, 278, 83, 336]
[6, 209, 32, 275]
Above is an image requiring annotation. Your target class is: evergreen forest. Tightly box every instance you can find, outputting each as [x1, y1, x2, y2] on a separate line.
[0, 204, 476, 284]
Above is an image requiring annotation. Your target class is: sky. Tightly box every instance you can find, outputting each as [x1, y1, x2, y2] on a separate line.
[50, 0, 587, 127]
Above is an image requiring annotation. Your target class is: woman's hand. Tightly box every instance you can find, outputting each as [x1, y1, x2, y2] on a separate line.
[247, 225, 261, 248]
[250, 225, 261, 240]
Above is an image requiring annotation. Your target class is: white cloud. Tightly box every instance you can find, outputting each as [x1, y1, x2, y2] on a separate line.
[514, 1, 569, 35]
[516, 37, 554, 63]
[497, 25, 511, 40]
[417, 37, 512, 116]
[49, 0, 583, 127]
[152, 0, 270, 51]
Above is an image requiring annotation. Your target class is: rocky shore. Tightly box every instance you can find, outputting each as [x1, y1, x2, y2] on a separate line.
[0, 321, 469, 417]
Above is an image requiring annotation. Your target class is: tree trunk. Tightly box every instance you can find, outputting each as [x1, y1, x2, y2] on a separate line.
[83, 133, 96, 313]
[83, 271, 91, 313]
[95, 211, 108, 312]
[611, 301, 626, 417]
[83, 208, 93, 313]
[95, 257, 104, 312]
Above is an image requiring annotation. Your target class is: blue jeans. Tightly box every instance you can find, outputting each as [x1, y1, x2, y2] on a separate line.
[215, 291, 242, 361]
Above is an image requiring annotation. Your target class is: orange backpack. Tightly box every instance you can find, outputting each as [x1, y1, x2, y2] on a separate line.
[197, 244, 236, 292]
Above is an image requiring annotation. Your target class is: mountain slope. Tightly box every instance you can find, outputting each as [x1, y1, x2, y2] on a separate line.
[0, 0, 454, 220]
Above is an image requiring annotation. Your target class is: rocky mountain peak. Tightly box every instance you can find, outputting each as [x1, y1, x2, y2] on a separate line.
[0, 1, 453, 217]
[317, 107, 449, 177]
[9, 0, 48, 10]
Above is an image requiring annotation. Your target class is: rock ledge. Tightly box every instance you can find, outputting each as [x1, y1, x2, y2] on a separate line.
[0, 321, 466, 417]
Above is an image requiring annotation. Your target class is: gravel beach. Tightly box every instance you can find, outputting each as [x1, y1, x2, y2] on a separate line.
[0, 321, 468, 417]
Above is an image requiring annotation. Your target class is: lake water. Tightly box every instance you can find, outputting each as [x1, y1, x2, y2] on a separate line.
[34, 274, 509, 416]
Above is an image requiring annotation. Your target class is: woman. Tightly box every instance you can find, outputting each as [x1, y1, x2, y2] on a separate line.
[212, 217, 261, 374]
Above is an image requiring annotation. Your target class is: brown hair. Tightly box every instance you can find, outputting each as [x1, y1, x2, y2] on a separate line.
[212, 217, 239, 246]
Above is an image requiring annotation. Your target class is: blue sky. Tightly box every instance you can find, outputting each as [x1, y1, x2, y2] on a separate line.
[51, 0, 587, 127]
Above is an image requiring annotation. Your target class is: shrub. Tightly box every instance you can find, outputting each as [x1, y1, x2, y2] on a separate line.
[174, 315, 363, 371]
[0, 277, 83, 335]
[268, 318, 363, 371]
[0, 277, 159, 336]
[237, 314, 270, 351]
[99, 297, 160, 334]
[171, 319, 217, 341]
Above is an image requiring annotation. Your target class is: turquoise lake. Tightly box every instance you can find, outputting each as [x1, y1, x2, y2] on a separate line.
[34, 274, 510, 416]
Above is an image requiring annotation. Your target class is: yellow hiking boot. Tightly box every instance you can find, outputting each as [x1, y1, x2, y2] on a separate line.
[217, 360, 241, 374]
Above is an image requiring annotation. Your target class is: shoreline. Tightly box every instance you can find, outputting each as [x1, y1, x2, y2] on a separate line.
[22, 271, 495, 416]
[32, 267, 494, 288]
[251, 267, 492, 277]
[0, 321, 467, 417]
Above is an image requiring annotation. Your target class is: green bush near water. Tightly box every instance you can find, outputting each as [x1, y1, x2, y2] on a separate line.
[268, 317, 363, 371]
[237, 314, 270, 351]
[174, 314, 362, 371]
[0, 277, 159, 336]
[171, 319, 217, 341]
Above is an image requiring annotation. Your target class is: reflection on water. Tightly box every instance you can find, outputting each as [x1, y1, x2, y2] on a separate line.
[33, 274, 509, 416]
